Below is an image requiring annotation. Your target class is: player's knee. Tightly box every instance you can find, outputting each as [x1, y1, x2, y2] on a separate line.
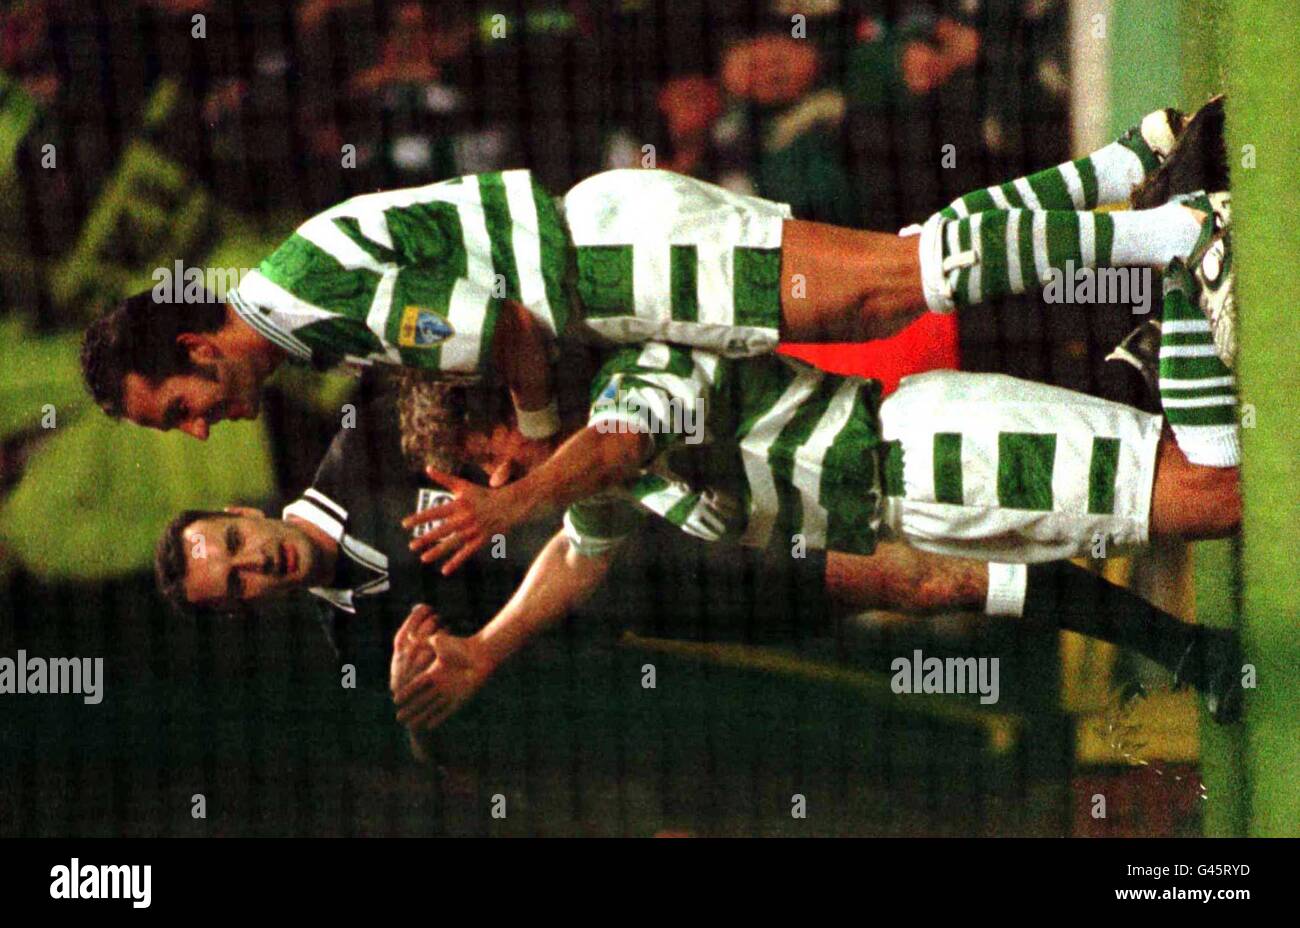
[1207, 467, 1242, 535]
[1190, 464, 1242, 537]
[852, 297, 914, 341]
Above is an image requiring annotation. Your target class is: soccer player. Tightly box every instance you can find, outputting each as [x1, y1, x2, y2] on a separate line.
[81, 105, 1218, 449]
[407, 261, 1238, 574]
[388, 259, 1247, 727]
[153, 411, 1244, 738]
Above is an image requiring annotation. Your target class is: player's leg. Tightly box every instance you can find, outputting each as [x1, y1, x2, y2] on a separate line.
[912, 199, 1207, 315]
[823, 546, 1242, 721]
[822, 542, 986, 613]
[1148, 428, 1241, 540]
[1013, 561, 1237, 717]
[1156, 212, 1239, 466]
[850, 98, 1226, 327]
[1011, 560, 1243, 723]
[778, 199, 1206, 340]
[934, 106, 1184, 219]
[1107, 215, 1239, 469]
[777, 221, 926, 341]
[563, 166, 1212, 349]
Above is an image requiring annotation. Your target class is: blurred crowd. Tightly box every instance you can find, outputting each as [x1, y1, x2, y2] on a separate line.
[2, 0, 1071, 243]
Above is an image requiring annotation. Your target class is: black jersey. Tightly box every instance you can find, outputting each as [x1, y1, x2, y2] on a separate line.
[281, 383, 533, 688]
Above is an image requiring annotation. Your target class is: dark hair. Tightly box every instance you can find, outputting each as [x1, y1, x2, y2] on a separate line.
[155, 508, 232, 618]
[81, 289, 227, 418]
[1131, 95, 1229, 209]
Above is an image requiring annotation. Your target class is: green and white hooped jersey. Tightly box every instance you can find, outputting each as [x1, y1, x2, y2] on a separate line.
[565, 358, 1166, 566]
[228, 170, 572, 374]
[227, 169, 792, 377]
[563, 343, 885, 558]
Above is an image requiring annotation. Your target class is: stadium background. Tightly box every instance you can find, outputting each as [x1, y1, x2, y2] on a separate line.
[0, 0, 1293, 836]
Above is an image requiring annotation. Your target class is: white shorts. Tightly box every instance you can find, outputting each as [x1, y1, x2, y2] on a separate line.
[562, 169, 792, 357]
[877, 371, 1163, 563]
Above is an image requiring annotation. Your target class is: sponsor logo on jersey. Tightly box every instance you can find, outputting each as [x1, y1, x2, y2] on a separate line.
[412, 488, 455, 538]
[398, 306, 454, 348]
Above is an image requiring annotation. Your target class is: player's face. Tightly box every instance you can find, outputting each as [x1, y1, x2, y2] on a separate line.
[180, 513, 321, 609]
[121, 353, 262, 441]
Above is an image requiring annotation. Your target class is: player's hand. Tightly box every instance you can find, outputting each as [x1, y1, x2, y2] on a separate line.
[403, 468, 528, 576]
[393, 631, 494, 731]
[487, 432, 557, 488]
[389, 604, 440, 695]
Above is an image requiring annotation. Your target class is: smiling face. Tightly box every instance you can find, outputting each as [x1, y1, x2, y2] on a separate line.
[179, 512, 326, 609]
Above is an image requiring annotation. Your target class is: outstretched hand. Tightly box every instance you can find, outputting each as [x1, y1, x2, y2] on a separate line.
[392, 629, 494, 732]
[402, 467, 527, 576]
[390, 604, 440, 695]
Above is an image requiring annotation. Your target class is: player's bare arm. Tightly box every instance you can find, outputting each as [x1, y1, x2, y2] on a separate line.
[403, 424, 650, 574]
[393, 531, 614, 731]
[493, 298, 561, 443]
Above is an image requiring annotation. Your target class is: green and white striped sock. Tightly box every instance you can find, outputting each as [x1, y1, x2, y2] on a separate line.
[937, 109, 1178, 218]
[923, 202, 1201, 310]
[1158, 260, 1239, 467]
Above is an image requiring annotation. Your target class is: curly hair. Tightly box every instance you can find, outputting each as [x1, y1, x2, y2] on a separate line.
[393, 369, 513, 476]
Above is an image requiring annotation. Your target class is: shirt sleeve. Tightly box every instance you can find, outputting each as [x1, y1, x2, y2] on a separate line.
[562, 495, 645, 558]
[235, 225, 508, 376]
[586, 342, 720, 456]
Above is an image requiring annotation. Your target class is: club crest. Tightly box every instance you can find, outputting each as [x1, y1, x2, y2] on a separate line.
[398, 305, 454, 348]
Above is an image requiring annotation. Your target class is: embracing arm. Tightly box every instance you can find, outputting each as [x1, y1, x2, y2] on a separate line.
[478, 531, 615, 668]
[406, 424, 650, 573]
[393, 531, 615, 730]
[503, 425, 649, 524]
[493, 299, 556, 424]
